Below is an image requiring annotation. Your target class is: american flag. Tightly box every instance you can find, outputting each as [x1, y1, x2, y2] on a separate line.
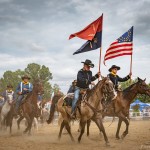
[104, 26, 133, 65]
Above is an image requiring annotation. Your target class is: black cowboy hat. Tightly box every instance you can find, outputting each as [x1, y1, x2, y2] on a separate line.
[81, 59, 94, 68]
[72, 80, 77, 84]
[108, 65, 120, 72]
[7, 84, 13, 88]
[21, 75, 31, 80]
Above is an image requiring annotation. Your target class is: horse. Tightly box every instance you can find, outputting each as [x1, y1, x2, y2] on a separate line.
[86, 77, 150, 139]
[47, 77, 116, 145]
[0, 94, 14, 133]
[7, 79, 44, 135]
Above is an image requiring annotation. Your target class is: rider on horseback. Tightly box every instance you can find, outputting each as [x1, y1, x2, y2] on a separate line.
[108, 65, 132, 91]
[71, 59, 100, 117]
[102, 65, 132, 112]
[0, 84, 15, 106]
[67, 80, 77, 94]
[15, 75, 33, 113]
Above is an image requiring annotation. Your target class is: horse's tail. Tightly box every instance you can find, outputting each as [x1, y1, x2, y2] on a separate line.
[47, 101, 56, 124]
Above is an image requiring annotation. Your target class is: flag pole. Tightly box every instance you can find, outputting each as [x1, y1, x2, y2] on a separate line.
[130, 26, 134, 83]
[98, 14, 103, 74]
[130, 54, 132, 83]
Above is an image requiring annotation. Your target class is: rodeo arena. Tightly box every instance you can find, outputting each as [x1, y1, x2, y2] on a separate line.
[0, 1, 150, 150]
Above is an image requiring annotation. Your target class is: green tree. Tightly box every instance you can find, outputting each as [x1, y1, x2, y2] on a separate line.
[24, 63, 53, 82]
[24, 63, 53, 100]
[0, 69, 25, 92]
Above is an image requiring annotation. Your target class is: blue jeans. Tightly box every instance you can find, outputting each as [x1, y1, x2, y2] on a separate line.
[16, 95, 24, 111]
[71, 87, 80, 113]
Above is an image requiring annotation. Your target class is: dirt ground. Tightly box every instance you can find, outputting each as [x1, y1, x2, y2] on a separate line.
[0, 119, 149, 150]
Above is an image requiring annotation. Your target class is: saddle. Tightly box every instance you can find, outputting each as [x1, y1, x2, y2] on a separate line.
[63, 90, 86, 107]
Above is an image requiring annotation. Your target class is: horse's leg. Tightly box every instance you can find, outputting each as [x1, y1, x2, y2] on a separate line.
[28, 115, 34, 135]
[115, 118, 122, 139]
[78, 120, 86, 143]
[87, 119, 91, 137]
[121, 117, 129, 139]
[93, 118, 110, 146]
[64, 121, 74, 141]
[23, 114, 31, 134]
[33, 117, 38, 131]
[9, 115, 13, 134]
[17, 116, 24, 130]
[58, 120, 65, 140]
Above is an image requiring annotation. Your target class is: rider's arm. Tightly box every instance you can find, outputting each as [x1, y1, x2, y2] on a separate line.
[117, 75, 130, 82]
[28, 83, 33, 92]
[16, 83, 21, 94]
[91, 73, 99, 81]
[67, 85, 73, 94]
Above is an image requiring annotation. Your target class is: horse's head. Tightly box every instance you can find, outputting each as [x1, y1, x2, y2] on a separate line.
[136, 77, 150, 96]
[101, 77, 117, 100]
[33, 79, 44, 95]
[6, 94, 14, 105]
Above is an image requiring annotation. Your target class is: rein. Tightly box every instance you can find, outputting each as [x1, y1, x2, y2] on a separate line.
[82, 82, 109, 114]
[83, 100, 102, 114]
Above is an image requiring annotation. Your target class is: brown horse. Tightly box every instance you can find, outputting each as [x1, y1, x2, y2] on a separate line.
[10, 79, 44, 135]
[87, 77, 150, 139]
[47, 77, 116, 145]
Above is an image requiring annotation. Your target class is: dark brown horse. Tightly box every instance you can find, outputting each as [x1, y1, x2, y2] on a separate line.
[11, 79, 44, 135]
[87, 77, 150, 139]
[47, 77, 116, 145]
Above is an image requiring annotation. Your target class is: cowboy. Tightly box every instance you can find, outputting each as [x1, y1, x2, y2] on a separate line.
[63, 80, 77, 107]
[108, 65, 132, 91]
[15, 75, 33, 113]
[0, 84, 15, 106]
[71, 59, 100, 117]
[67, 80, 77, 94]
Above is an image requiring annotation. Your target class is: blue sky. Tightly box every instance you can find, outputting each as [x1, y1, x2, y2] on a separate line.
[0, 0, 150, 93]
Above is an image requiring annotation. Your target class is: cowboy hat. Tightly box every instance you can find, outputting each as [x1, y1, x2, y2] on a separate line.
[108, 65, 120, 72]
[21, 75, 31, 80]
[7, 84, 13, 88]
[81, 59, 94, 68]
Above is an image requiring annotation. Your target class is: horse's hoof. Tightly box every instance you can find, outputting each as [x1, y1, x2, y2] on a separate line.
[58, 136, 61, 141]
[23, 131, 27, 134]
[116, 136, 120, 140]
[121, 135, 125, 139]
[105, 142, 110, 147]
[46, 120, 50, 124]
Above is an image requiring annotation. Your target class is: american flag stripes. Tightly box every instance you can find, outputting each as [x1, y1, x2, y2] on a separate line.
[104, 26, 133, 65]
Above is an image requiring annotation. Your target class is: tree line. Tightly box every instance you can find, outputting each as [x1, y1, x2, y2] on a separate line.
[0, 63, 62, 101]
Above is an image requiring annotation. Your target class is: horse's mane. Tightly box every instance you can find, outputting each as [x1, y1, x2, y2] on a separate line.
[86, 78, 106, 98]
[52, 94, 63, 104]
[123, 83, 136, 93]
[122, 82, 138, 99]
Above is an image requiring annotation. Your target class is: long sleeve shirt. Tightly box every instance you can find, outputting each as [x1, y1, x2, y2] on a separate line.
[108, 73, 130, 90]
[16, 82, 33, 95]
[76, 69, 99, 89]
[0, 90, 15, 101]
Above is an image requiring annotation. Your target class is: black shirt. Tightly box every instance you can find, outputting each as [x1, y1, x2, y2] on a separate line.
[76, 69, 98, 89]
[108, 73, 130, 90]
